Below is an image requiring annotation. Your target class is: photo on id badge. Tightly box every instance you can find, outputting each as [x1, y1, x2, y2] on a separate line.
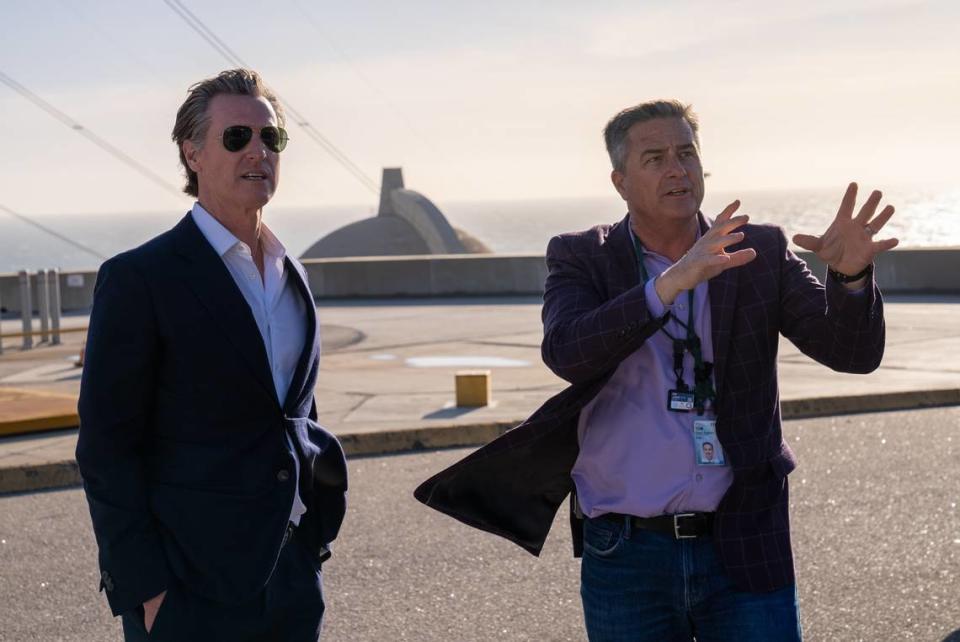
[694, 419, 725, 466]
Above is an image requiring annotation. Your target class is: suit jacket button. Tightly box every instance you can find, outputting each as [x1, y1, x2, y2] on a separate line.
[100, 570, 114, 591]
[277, 469, 290, 482]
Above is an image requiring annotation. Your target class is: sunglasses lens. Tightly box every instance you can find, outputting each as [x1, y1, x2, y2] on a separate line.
[222, 126, 253, 152]
[261, 127, 288, 153]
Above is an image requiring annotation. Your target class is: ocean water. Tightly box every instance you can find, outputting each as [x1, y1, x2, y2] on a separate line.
[1, 186, 957, 274]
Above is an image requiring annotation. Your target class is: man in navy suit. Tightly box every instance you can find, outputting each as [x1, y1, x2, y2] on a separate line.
[77, 69, 347, 641]
[416, 100, 897, 639]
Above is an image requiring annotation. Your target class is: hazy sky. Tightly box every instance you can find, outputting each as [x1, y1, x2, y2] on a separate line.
[2, 0, 958, 215]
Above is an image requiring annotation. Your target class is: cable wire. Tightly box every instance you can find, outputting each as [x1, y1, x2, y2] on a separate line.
[0, 204, 107, 261]
[290, 0, 435, 154]
[163, 0, 380, 195]
[0, 70, 185, 200]
[56, 0, 170, 85]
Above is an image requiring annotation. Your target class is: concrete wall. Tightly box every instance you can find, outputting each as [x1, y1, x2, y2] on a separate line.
[303, 253, 547, 298]
[2, 247, 958, 313]
[801, 248, 960, 293]
[0, 270, 96, 315]
[301, 248, 960, 299]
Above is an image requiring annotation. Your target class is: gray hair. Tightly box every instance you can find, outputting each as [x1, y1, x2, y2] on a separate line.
[603, 100, 699, 173]
[171, 68, 285, 197]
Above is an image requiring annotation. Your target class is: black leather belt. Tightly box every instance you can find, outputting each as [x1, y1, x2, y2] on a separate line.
[280, 522, 296, 548]
[601, 512, 714, 539]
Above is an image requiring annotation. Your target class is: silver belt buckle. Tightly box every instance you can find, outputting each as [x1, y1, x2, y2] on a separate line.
[674, 513, 697, 539]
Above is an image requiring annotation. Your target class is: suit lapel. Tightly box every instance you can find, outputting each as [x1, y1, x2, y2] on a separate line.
[701, 212, 739, 398]
[282, 256, 319, 413]
[607, 214, 641, 293]
[171, 214, 278, 405]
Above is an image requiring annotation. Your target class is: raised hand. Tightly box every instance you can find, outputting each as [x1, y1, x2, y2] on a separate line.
[792, 182, 898, 278]
[655, 200, 757, 304]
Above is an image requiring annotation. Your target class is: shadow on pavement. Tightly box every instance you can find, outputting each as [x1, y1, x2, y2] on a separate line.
[422, 406, 481, 420]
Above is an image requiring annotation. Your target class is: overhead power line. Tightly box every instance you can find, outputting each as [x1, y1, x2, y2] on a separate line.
[0, 70, 184, 200]
[291, 0, 435, 154]
[0, 204, 107, 261]
[56, 0, 170, 85]
[163, 0, 380, 195]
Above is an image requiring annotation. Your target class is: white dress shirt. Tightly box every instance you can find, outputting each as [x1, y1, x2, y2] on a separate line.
[191, 203, 309, 525]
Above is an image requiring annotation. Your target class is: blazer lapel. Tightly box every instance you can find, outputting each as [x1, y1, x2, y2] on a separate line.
[282, 256, 319, 413]
[171, 214, 278, 405]
[607, 214, 641, 293]
[701, 212, 739, 398]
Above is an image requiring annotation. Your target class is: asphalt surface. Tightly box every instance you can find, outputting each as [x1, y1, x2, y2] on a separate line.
[1, 406, 959, 641]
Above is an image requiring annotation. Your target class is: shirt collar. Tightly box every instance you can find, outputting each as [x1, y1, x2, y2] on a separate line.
[628, 215, 703, 264]
[190, 202, 286, 262]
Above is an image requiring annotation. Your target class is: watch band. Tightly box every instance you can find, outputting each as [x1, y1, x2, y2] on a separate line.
[828, 263, 873, 283]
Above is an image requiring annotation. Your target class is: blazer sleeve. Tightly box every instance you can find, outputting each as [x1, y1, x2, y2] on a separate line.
[76, 257, 172, 616]
[777, 228, 885, 373]
[540, 234, 669, 384]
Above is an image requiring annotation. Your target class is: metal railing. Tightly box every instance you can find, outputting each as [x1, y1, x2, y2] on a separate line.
[0, 269, 65, 354]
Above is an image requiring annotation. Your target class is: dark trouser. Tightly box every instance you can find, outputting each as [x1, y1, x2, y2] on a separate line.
[121, 532, 325, 642]
[580, 516, 802, 642]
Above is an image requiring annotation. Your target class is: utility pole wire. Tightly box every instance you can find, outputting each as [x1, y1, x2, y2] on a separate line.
[290, 0, 434, 154]
[0, 204, 107, 261]
[0, 70, 185, 200]
[163, 0, 379, 195]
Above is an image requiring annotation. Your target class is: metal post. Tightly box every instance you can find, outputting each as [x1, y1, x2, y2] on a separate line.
[18, 270, 33, 349]
[38, 270, 50, 343]
[48, 269, 62, 345]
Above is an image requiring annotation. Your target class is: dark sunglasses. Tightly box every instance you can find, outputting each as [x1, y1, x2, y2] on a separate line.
[221, 125, 289, 153]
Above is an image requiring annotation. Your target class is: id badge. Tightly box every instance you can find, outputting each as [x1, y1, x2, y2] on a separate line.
[694, 419, 726, 466]
[668, 390, 695, 412]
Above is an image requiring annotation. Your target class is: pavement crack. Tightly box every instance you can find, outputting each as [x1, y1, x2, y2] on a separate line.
[469, 340, 541, 349]
[342, 393, 374, 414]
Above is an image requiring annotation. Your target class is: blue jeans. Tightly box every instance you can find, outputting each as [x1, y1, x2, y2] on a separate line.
[580, 516, 802, 641]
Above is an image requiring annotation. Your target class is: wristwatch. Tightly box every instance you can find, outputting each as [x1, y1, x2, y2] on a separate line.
[828, 263, 873, 284]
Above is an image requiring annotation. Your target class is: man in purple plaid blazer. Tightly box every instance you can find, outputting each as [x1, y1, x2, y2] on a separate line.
[415, 100, 897, 640]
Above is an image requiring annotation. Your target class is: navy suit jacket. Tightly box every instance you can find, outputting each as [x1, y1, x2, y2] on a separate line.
[416, 212, 885, 593]
[77, 213, 348, 616]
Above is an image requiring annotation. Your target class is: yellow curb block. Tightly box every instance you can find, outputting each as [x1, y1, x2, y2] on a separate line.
[0, 414, 80, 437]
[0, 387, 79, 437]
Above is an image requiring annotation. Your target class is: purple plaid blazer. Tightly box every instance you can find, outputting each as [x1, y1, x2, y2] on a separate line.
[415, 212, 885, 592]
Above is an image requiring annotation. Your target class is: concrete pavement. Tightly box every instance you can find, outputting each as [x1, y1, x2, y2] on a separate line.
[1, 406, 959, 640]
[1, 295, 959, 493]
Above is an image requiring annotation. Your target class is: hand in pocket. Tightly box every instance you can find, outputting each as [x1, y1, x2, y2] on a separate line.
[143, 590, 167, 633]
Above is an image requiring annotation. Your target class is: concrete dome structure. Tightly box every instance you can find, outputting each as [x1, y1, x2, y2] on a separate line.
[300, 168, 490, 259]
